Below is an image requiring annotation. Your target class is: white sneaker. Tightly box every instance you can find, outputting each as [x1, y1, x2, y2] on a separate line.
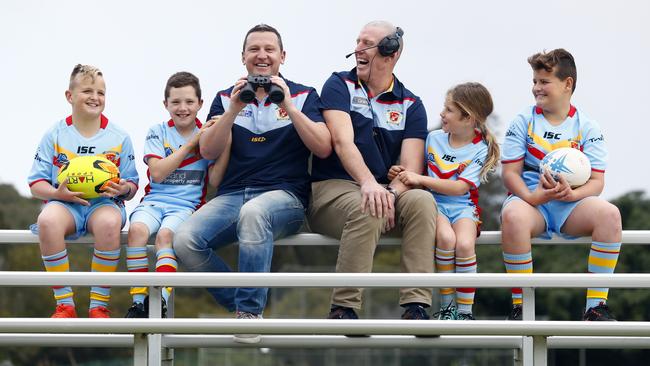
[233, 311, 262, 344]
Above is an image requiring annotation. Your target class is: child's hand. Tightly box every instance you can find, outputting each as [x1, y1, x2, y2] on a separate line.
[397, 171, 421, 187]
[387, 165, 405, 181]
[100, 179, 132, 199]
[55, 178, 89, 206]
[188, 116, 220, 149]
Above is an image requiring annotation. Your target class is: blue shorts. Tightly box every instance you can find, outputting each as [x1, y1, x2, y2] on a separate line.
[129, 200, 194, 235]
[438, 202, 480, 224]
[502, 195, 582, 240]
[30, 198, 126, 240]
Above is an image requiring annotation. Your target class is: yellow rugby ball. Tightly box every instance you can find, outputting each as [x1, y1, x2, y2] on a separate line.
[57, 156, 120, 199]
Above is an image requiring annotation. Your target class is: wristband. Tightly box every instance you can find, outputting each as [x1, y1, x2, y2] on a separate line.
[386, 186, 399, 201]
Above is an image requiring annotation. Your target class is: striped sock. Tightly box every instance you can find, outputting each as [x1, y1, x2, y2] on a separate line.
[127, 247, 149, 304]
[435, 248, 455, 307]
[586, 241, 621, 310]
[156, 248, 177, 303]
[90, 248, 120, 309]
[503, 251, 533, 305]
[456, 255, 477, 314]
[42, 249, 75, 306]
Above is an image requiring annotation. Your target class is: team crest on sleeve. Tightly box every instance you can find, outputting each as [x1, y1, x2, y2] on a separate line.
[386, 110, 403, 125]
[276, 107, 289, 121]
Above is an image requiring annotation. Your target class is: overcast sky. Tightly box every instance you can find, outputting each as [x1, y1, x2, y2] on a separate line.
[2, 0, 648, 214]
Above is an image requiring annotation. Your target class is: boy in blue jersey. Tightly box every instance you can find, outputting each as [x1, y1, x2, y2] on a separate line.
[501, 49, 622, 321]
[173, 24, 332, 343]
[28, 64, 139, 318]
[309, 21, 436, 321]
[124, 72, 228, 318]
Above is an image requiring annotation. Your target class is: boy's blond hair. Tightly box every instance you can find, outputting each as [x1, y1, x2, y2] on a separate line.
[69, 64, 103, 89]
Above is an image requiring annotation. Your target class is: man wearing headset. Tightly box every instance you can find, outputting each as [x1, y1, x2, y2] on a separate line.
[309, 21, 437, 320]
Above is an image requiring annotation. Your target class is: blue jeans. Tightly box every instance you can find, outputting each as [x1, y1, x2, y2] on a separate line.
[173, 188, 305, 314]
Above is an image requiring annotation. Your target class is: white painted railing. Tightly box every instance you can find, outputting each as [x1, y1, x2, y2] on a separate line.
[1, 230, 650, 366]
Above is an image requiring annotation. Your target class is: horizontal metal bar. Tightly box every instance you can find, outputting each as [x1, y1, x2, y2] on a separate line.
[2, 333, 649, 350]
[162, 335, 523, 349]
[1, 319, 650, 337]
[0, 334, 134, 347]
[548, 336, 650, 349]
[1, 230, 649, 245]
[1, 272, 649, 288]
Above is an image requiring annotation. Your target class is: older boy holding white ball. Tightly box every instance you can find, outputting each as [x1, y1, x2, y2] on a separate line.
[500, 49, 622, 321]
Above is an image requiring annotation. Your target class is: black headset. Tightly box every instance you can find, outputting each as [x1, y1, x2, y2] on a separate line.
[376, 27, 404, 57]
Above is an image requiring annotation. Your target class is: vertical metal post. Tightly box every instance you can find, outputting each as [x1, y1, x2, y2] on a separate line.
[162, 289, 174, 366]
[521, 287, 536, 366]
[148, 286, 163, 366]
[134, 333, 148, 366]
[533, 336, 547, 366]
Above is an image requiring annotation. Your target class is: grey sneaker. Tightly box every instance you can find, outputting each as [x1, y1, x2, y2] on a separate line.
[433, 303, 457, 320]
[233, 311, 262, 344]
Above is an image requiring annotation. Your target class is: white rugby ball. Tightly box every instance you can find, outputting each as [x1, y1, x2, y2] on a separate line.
[539, 147, 591, 188]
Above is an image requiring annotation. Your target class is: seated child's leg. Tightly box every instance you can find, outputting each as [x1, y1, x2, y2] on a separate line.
[435, 215, 456, 308]
[501, 199, 545, 305]
[561, 197, 622, 310]
[87, 205, 123, 312]
[155, 228, 177, 304]
[453, 218, 478, 316]
[38, 204, 77, 309]
[127, 223, 151, 304]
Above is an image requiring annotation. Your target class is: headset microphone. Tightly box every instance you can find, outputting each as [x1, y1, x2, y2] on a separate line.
[344, 27, 404, 59]
[345, 45, 378, 58]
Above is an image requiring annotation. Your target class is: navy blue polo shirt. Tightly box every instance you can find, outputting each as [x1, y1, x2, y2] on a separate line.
[312, 68, 428, 183]
[206, 78, 324, 207]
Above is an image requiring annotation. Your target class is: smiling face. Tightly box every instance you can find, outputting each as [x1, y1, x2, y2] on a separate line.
[164, 85, 202, 129]
[66, 75, 106, 119]
[532, 67, 573, 112]
[242, 31, 285, 76]
[354, 25, 393, 82]
[440, 96, 473, 135]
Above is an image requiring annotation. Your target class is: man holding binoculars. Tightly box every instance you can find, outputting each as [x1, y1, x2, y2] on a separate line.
[173, 24, 331, 344]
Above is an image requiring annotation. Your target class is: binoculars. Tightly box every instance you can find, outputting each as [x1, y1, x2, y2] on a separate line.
[239, 75, 285, 104]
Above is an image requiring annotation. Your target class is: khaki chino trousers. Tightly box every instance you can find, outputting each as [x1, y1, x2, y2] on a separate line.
[308, 179, 437, 309]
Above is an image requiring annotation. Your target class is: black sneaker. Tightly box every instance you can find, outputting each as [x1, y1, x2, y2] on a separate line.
[583, 302, 616, 321]
[401, 303, 430, 320]
[143, 296, 167, 318]
[456, 312, 475, 320]
[327, 305, 359, 319]
[507, 304, 523, 321]
[124, 302, 147, 318]
[433, 303, 457, 320]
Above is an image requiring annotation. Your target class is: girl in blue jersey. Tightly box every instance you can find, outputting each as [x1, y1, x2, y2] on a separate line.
[389, 83, 499, 320]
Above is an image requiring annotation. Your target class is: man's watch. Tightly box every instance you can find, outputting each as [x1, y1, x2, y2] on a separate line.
[386, 186, 399, 201]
